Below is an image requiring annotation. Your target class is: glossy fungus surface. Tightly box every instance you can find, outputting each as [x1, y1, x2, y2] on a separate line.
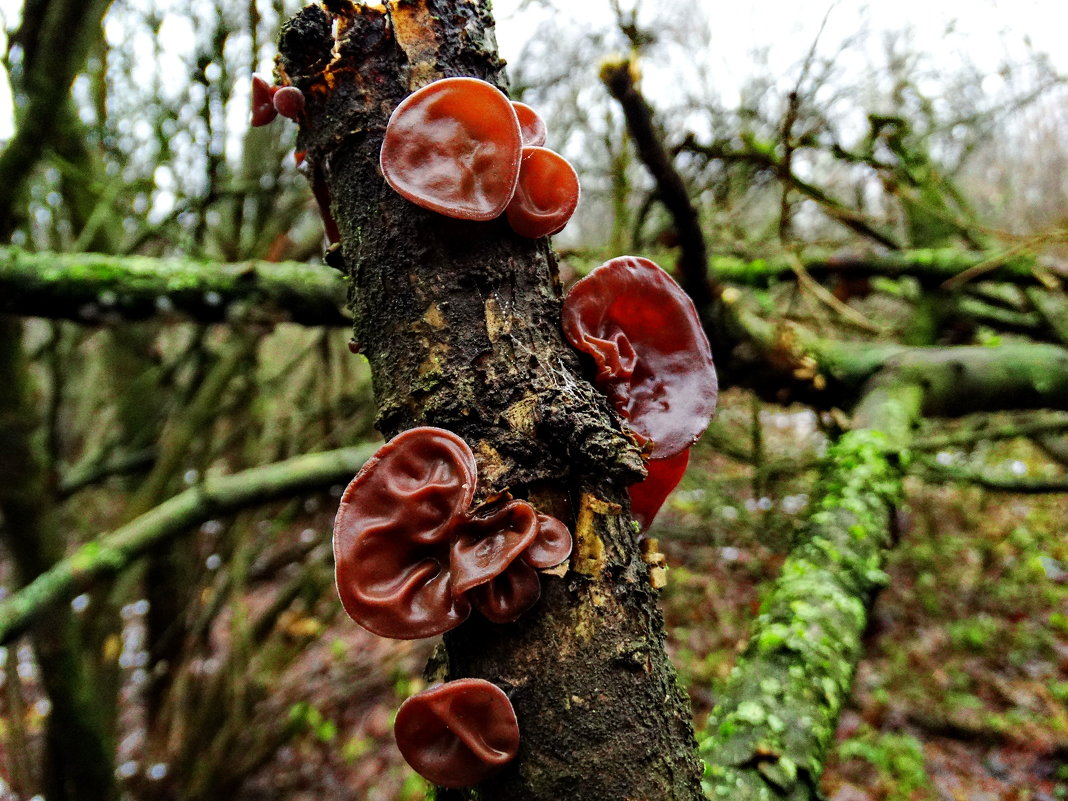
[272, 85, 305, 120]
[511, 101, 547, 147]
[380, 77, 522, 220]
[395, 678, 520, 788]
[333, 427, 476, 639]
[504, 146, 580, 239]
[628, 449, 690, 531]
[334, 427, 572, 638]
[251, 75, 277, 127]
[561, 256, 718, 458]
[450, 501, 540, 596]
[523, 514, 573, 569]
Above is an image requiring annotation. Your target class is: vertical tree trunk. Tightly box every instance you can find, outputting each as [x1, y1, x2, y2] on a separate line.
[278, 3, 704, 799]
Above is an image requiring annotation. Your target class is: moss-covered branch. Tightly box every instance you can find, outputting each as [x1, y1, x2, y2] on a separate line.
[0, 444, 375, 645]
[705, 250, 1060, 288]
[0, 247, 349, 326]
[700, 382, 923, 799]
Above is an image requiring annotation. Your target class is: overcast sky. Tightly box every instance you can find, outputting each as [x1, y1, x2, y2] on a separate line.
[0, 1, 1064, 139]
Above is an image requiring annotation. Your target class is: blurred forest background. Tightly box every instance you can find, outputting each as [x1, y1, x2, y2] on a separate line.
[0, 0, 1066, 799]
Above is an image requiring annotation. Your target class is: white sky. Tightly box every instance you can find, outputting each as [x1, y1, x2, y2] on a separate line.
[0, 1, 1065, 141]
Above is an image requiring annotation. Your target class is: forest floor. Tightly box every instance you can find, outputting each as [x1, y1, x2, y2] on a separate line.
[1, 389, 1065, 800]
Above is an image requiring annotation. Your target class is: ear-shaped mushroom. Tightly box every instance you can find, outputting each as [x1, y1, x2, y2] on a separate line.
[334, 427, 572, 638]
[380, 77, 522, 221]
[470, 558, 542, 624]
[333, 427, 476, 639]
[511, 101, 547, 147]
[251, 75, 278, 127]
[523, 513, 573, 569]
[395, 678, 520, 788]
[450, 501, 540, 596]
[628, 449, 690, 531]
[561, 256, 718, 459]
[504, 146, 580, 239]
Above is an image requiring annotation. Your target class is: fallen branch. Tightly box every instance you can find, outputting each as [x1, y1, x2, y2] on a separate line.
[0, 443, 375, 645]
[0, 247, 350, 326]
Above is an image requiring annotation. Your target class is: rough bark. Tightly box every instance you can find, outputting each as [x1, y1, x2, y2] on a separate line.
[278, 3, 703, 799]
[0, 248, 349, 326]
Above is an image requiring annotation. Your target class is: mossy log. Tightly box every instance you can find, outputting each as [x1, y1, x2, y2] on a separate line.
[0, 247, 349, 326]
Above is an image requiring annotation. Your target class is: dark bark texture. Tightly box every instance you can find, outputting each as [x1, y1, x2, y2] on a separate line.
[279, 2, 703, 799]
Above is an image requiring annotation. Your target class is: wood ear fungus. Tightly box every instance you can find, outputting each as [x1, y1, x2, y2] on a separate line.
[333, 427, 571, 637]
[379, 77, 523, 220]
[561, 256, 718, 460]
[251, 75, 278, 127]
[627, 449, 690, 531]
[394, 678, 520, 788]
[505, 146, 580, 239]
[511, 101, 547, 147]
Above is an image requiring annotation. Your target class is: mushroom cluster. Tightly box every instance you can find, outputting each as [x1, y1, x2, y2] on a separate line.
[561, 256, 718, 529]
[332, 426, 572, 638]
[379, 77, 579, 239]
[332, 426, 567, 786]
[250, 74, 305, 126]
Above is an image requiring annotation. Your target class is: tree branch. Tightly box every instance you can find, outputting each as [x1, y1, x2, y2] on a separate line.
[0, 443, 375, 646]
[0, 248, 350, 326]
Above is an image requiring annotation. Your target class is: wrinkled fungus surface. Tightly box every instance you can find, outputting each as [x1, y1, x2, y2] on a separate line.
[380, 77, 522, 220]
[333, 427, 572, 638]
[561, 256, 718, 458]
[505, 146, 580, 239]
[394, 678, 520, 788]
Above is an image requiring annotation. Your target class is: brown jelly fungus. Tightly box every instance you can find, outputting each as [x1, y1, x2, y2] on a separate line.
[380, 77, 522, 220]
[511, 101, 547, 147]
[251, 75, 277, 127]
[333, 427, 571, 638]
[628, 449, 690, 531]
[505, 146, 580, 239]
[561, 256, 718, 459]
[394, 678, 520, 788]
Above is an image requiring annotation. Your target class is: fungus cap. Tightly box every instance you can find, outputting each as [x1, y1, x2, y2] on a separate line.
[561, 256, 718, 458]
[332, 427, 477, 639]
[628, 449, 690, 531]
[511, 101, 547, 147]
[394, 678, 520, 788]
[504, 146, 580, 239]
[251, 75, 278, 127]
[380, 77, 522, 220]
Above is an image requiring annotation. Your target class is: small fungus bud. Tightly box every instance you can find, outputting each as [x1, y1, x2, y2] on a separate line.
[394, 678, 520, 788]
[250, 75, 278, 127]
[273, 85, 305, 121]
